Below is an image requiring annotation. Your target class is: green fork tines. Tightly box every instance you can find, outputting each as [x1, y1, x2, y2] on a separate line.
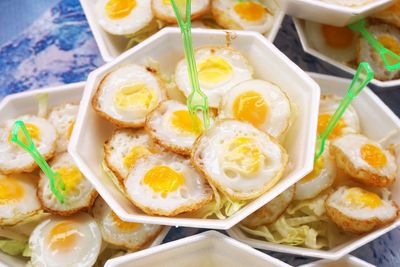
[349, 18, 400, 71]
[170, 0, 211, 129]
[314, 62, 374, 162]
[11, 120, 65, 204]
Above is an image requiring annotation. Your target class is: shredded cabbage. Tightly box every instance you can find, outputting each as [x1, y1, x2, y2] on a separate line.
[36, 93, 48, 118]
[0, 239, 28, 256]
[239, 193, 352, 250]
[125, 20, 166, 49]
[101, 161, 126, 194]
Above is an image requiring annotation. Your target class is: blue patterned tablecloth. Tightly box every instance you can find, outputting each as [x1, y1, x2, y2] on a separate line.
[0, 1, 399, 266]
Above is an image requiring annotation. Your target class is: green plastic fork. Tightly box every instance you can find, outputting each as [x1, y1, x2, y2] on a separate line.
[349, 19, 400, 71]
[314, 62, 374, 161]
[11, 120, 65, 203]
[170, 0, 210, 129]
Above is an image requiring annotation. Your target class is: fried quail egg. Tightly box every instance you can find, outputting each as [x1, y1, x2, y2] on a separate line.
[219, 79, 292, 138]
[0, 115, 57, 174]
[305, 21, 357, 63]
[242, 185, 295, 228]
[357, 23, 400, 81]
[48, 103, 79, 153]
[0, 173, 42, 226]
[37, 152, 97, 216]
[330, 134, 396, 187]
[95, 0, 153, 35]
[104, 128, 156, 183]
[175, 46, 253, 108]
[124, 152, 212, 216]
[325, 186, 398, 234]
[92, 64, 165, 128]
[211, 0, 277, 34]
[29, 213, 102, 267]
[145, 100, 212, 155]
[318, 94, 360, 140]
[152, 0, 210, 24]
[192, 120, 288, 200]
[93, 197, 163, 250]
[320, 0, 374, 7]
[295, 148, 336, 201]
[372, 0, 400, 28]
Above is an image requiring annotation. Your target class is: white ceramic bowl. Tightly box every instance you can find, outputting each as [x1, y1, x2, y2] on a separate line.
[79, 0, 285, 62]
[299, 255, 375, 267]
[282, 0, 393, 26]
[227, 72, 400, 260]
[293, 18, 400, 88]
[105, 231, 291, 267]
[0, 83, 170, 266]
[68, 27, 320, 229]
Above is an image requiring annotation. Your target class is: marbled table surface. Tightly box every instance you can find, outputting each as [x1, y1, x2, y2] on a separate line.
[0, 0, 399, 266]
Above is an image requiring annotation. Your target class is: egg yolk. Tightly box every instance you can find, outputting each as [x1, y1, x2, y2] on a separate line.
[378, 35, 400, 55]
[360, 144, 387, 168]
[67, 121, 75, 140]
[300, 156, 324, 183]
[9, 123, 41, 145]
[143, 166, 185, 198]
[114, 84, 156, 111]
[55, 166, 84, 195]
[170, 110, 203, 135]
[47, 221, 79, 252]
[233, 91, 268, 128]
[105, 0, 136, 20]
[321, 25, 354, 49]
[317, 114, 347, 140]
[233, 2, 266, 22]
[0, 178, 24, 205]
[224, 137, 262, 176]
[123, 146, 152, 169]
[198, 56, 232, 85]
[345, 187, 382, 209]
[111, 211, 141, 231]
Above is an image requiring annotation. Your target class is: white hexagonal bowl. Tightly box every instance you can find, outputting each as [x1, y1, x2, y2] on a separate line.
[282, 0, 393, 26]
[105, 231, 291, 267]
[300, 255, 375, 267]
[293, 18, 400, 88]
[0, 83, 170, 267]
[227, 72, 400, 260]
[68, 27, 320, 229]
[79, 0, 285, 62]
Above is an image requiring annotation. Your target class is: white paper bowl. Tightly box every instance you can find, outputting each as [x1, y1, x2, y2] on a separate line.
[0, 83, 170, 266]
[79, 0, 285, 62]
[105, 231, 291, 267]
[68, 27, 320, 229]
[300, 255, 375, 267]
[227, 72, 400, 260]
[282, 0, 393, 26]
[293, 18, 400, 88]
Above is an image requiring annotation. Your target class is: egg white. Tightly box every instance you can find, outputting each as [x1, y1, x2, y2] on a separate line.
[48, 103, 79, 153]
[0, 173, 42, 226]
[0, 115, 57, 174]
[219, 79, 292, 138]
[152, 0, 210, 23]
[175, 46, 253, 108]
[95, 0, 153, 35]
[37, 152, 97, 216]
[92, 197, 163, 250]
[124, 152, 212, 216]
[92, 64, 165, 128]
[192, 120, 288, 200]
[29, 213, 102, 267]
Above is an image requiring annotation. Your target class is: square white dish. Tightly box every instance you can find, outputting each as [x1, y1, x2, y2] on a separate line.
[227, 72, 400, 260]
[105, 231, 291, 267]
[0, 83, 170, 266]
[293, 18, 400, 88]
[79, 0, 285, 62]
[68, 27, 320, 229]
[282, 0, 393, 26]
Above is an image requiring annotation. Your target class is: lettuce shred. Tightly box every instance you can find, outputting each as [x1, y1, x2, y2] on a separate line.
[239, 194, 353, 249]
[36, 93, 49, 118]
[125, 20, 166, 49]
[0, 239, 28, 256]
[101, 160, 125, 194]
